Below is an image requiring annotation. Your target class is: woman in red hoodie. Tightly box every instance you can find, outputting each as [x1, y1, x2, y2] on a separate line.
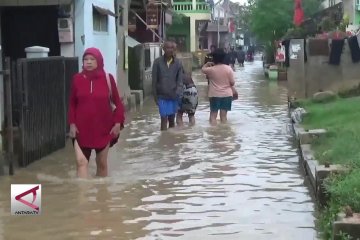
[68, 48, 125, 178]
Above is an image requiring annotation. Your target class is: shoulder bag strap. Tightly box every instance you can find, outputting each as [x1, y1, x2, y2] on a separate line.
[105, 73, 112, 100]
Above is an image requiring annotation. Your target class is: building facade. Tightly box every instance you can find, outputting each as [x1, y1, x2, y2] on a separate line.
[168, 0, 211, 52]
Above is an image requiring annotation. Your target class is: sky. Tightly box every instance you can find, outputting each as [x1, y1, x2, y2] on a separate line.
[231, 0, 248, 5]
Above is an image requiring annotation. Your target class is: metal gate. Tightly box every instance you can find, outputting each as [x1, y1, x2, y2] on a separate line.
[13, 57, 78, 167]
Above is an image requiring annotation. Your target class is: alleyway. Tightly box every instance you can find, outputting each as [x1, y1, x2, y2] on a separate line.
[0, 60, 316, 240]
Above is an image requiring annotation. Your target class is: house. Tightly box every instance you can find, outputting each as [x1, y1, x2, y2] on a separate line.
[209, 0, 236, 48]
[342, 0, 360, 30]
[321, 0, 342, 9]
[74, 0, 117, 81]
[0, 0, 136, 172]
[167, 0, 211, 52]
[320, 0, 360, 32]
[0, 0, 122, 142]
[125, 0, 177, 98]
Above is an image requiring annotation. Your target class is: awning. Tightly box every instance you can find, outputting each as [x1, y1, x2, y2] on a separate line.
[93, 4, 116, 17]
[125, 36, 141, 48]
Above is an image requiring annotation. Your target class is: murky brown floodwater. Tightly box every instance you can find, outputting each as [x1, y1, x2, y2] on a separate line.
[0, 60, 316, 240]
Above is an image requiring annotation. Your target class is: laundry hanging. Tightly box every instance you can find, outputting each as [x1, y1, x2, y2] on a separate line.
[329, 39, 345, 65]
[282, 39, 291, 67]
[348, 35, 360, 63]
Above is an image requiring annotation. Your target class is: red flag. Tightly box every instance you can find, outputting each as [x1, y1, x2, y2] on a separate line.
[294, 0, 304, 27]
[228, 19, 235, 33]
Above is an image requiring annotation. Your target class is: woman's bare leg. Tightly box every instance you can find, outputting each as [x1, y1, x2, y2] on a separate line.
[74, 140, 89, 179]
[95, 144, 110, 177]
[210, 111, 218, 126]
[176, 112, 184, 126]
[220, 110, 228, 124]
[189, 115, 195, 126]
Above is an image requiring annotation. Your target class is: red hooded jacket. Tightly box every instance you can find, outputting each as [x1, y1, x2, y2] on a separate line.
[68, 48, 125, 148]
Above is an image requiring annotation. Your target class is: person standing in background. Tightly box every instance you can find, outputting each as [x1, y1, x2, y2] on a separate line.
[202, 48, 237, 125]
[152, 41, 184, 131]
[205, 45, 216, 64]
[237, 46, 246, 67]
[176, 70, 198, 126]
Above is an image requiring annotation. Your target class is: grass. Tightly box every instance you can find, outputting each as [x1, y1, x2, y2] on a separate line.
[298, 97, 360, 239]
[301, 97, 360, 167]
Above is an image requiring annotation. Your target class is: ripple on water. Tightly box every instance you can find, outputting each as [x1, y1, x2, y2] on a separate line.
[0, 61, 316, 240]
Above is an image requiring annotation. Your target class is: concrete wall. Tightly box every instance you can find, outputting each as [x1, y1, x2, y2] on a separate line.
[182, 13, 211, 52]
[74, 0, 117, 78]
[356, 9, 360, 26]
[60, 2, 75, 57]
[287, 39, 306, 99]
[343, 0, 355, 24]
[116, 0, 131, 100]
[287, 38, 360, 99]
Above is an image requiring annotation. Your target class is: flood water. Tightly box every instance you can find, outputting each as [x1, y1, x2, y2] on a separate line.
[0, 60, 317, 239]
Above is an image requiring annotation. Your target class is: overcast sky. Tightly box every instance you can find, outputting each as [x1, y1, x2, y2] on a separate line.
[231, 0, 248, 5]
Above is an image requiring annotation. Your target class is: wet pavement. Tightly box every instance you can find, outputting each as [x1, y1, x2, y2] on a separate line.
[0, 60, 317, 240]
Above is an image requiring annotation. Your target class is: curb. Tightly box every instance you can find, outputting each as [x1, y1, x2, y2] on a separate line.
[289, 105, 360, 240]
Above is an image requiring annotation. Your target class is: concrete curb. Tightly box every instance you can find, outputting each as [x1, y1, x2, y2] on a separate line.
[289, 105, 360, 240]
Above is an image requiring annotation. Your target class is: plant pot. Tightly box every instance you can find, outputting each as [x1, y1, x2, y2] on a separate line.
[278, 70, 287, 81]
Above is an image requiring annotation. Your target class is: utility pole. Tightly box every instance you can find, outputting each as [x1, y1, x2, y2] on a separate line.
[214, 0, 223, 48]
[217, 7, 220, 47]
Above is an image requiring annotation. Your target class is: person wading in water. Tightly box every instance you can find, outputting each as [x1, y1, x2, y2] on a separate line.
[152, 41, 184, 131]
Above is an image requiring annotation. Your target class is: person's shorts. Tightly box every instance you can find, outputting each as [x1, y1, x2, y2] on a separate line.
[209, 97, 232, 112]
[158, 98, 178, 117]
[72, 139, 106, 161]
[178, 109, 195, 117]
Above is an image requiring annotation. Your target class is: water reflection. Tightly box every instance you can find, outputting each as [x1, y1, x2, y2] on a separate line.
[0, 61, 316, 240]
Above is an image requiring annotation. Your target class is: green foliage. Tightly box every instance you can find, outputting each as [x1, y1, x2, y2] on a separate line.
[283, 27, 307, 39]
[302, 97, 360, 239]
[320, 16, 337, 32]
[248, 0, 323, 43]
[303, 0, 323, 17]
[172, 12, 185, 25]
[318, 201, 342, 239]
[249, 0, 293, 43]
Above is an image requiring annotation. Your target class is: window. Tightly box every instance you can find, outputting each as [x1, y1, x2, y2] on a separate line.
[93, 6, 108, 32]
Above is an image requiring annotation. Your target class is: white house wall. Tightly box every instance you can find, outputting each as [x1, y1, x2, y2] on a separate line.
[0, 13, 3, 149]
[74, 0, 117, 79]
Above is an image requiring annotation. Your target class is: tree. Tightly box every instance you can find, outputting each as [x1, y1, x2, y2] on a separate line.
[303, 0, 323, 17]
[249, 0, 293, 42]
[248, 0, 322, 63]
[249, 0, 323, 43]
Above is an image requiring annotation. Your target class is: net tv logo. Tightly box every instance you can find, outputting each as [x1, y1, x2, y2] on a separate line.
[11, 184, 41, 215]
